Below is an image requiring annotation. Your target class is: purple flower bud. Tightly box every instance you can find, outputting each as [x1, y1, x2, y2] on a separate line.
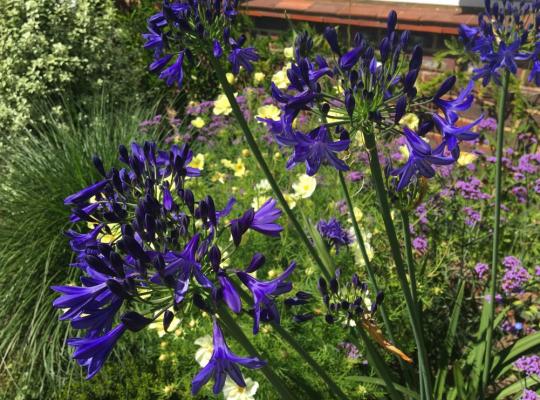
[434, 76, 456, 99]
[213, 39, 223, 58]
[246, 252, 265, 273]
[345, 89, 355, 117]
[121, 311, 153, 332]
[163, 310, 174, 332]
[323, 26, 341, 55]
[387, 10, 398, 33]
[339, 46, 363, 70]
[394, 96, 407, 124]
[409, 45, 423, 71]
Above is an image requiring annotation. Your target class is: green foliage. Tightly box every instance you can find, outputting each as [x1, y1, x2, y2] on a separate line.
[0, 95, 159, 398]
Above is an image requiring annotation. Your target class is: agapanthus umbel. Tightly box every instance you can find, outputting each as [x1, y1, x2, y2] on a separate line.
[261, 11, 481, 190]
[143, 0, 259, 88]
[54, 142, 296, 395]
[459, 1, 540, 86]
[317, 218, 353, 252]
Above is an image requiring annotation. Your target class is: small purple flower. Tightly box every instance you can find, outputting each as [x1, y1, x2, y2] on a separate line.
[478, 117, 497, 131]
[412, 236, 428, 255]
[338, 342, 360, 359]
[237, 262, 296, 334]
[474, 263, 489, 279]
[512, 186, 528, 203]
[346, 171, 364, 182]
[191, 319, 266, 395]
[521, 389, 539, 400]
[317, 218, 353, 252]
[463, 206, 481, 227]
[501, 256, 531, 295]
[514, 355, 540, 377]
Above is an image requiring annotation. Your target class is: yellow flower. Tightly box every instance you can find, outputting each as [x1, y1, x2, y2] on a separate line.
[283, 46, 294, 59]
[211, 172, 227, 184]
[457, 151, 478, 166]
[221, 158, 246, 177]
[213, 93, 232, 115]
[292, 174, 317, 199]
[326, 109, 345, 124]
[399, 113, 420, 130]
[190, 116, 206, 128]
[189, 153, 205, 170]
[399, 145, 410, 161]
[163, 385, 175, 395]
[256, 104, 281, 121]
[226, 72, 236, 84]
[348, 207, 363, 224]
[194, 335, 213, 366]
[271, 68, 290, 90]
[241, 149, 250, 157]
[223, 377, 259, 400]
[255, 179, 271, 192]
[253, 72, 266, 84]
[273, 152, 282, 160]
[283, 192, 297, 209]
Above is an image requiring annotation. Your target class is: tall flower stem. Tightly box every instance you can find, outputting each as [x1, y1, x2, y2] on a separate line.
[211, 57, 330, 280]
[338, 171, 416, 389]
[217, 307, 296, 400]
[361, 128, 432, 398]
[400, 210, 419, 306]
[482, 69, 510, 391]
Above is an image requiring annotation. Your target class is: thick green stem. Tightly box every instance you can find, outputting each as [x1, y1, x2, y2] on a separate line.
[350, 328, 403, 400]
[217, 307, 295, 400]
[362, 129, 432, 397]
[271, 323, 348, 399]
[211, 58, 330, 280]
[482, 69, 510, 391]
[400, 210, 419, 306]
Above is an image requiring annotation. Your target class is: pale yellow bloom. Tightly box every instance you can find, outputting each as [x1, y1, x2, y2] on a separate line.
[347, 207, 363, 224]
[256, 104, 281, 121]
[242, 149, 250, 157]
[399, 113, 419, 130]
[271, 68, 290, 90]
[163, 385, 175, 395]
[267, 269, 278, 279]
[283, 192, 297, 209]
[221, 158, 246, 177]
[351, 228, 374, 267]
[273, 152, 282, 160]
[399, 145, 410, 161]
[223, 377, 259, 400]
[226, 72, 236, 84]
[213, 94, 233, 115]
[190, 116, 206, 128]
[189, 153, 205, 170]
[457, 151, 478, 166]
[148, 308, 180, 337]
[283, 46, 294, 59]
[255, 179, 271, 192]
[211, 172, 227, 184]
[292, 174, 317, 199]
[194, 335, 213, 366]
[253, 72, 266, 84]
[159, 354, 168, 362]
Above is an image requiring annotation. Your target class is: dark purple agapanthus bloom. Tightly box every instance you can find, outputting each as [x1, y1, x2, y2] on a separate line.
[460, 1, 540, 86]
[228, 36, 260, 75]
[391, 127, 455, 190]
[143, 0, 259, 86]
[432, 113, 482, 158]
[433, 77, 475, 123]
[54, 142, 296, 394]
[67, 323, 127, 379]
[317, 218, 353, 252]
[230, 198, 283, 246]
[285, 125, 350, 176]
[191, 319, 266, 395]
[237, 261, 296, 334]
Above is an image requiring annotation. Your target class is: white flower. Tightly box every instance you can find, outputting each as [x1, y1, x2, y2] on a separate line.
[283, 46, 294, 59]
[194, 335, 213, 366]
[255, 179, 271, 192]
[223, 377, 259, 400]
[292, 174, 317, 199]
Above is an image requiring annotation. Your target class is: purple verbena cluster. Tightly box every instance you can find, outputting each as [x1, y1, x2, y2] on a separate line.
[514, 355, 540, 376]
[501, 256, 531, 294]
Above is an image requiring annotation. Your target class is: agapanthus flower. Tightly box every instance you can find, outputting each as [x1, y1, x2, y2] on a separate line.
[317, 218, 353, 252]
[237, 261, 296, 334]
[53, 142, 295, 394]
[433, 77, 475, 123]
[460, 1, 540, 86]
[432, 113, 482, 158]
[391, 127, 455, 191]
[191, 319, 266, 395]
[143, 0, 259, 87]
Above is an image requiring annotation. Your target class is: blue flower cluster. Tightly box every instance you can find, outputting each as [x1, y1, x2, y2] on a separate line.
[260, 11, 482, 190]
[54, 142, 296, 395]
[459, 0, 540, 86]
[143, 0, 259, 87]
